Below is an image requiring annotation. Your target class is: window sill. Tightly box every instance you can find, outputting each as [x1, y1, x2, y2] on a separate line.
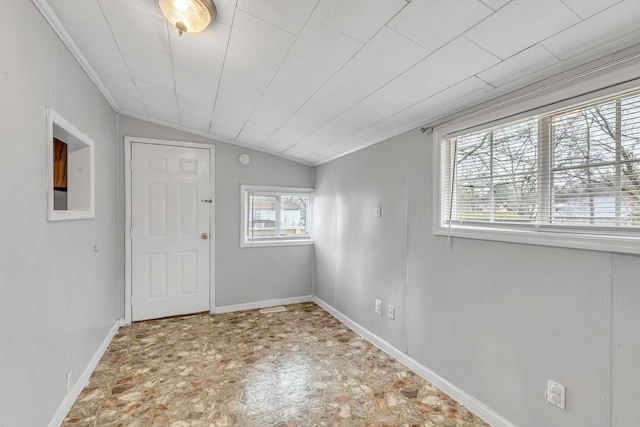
[241, 239, 314, 248]
[433, 225, 640, 255]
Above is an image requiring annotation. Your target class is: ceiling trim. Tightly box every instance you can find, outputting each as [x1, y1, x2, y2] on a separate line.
[119, 111, 315, 167]
[31, 0, 121, 112]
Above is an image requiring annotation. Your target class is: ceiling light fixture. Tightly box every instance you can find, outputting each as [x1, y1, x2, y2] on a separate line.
[157, 0, 217, 36]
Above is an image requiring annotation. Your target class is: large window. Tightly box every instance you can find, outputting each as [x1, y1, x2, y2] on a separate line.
[240, 185, 313, 248]
[437, 87, 640, 254]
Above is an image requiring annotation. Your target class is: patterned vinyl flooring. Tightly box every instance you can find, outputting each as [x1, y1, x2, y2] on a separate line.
[62, 302, 490, 427]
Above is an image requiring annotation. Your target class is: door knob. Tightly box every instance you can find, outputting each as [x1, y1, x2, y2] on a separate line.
[201, 232, 208, 240]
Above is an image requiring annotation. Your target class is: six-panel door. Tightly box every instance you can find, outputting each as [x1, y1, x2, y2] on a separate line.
[131, 143, 211, 321]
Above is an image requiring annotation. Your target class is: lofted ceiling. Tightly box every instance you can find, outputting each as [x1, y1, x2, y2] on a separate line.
[34, 0, 640, 165]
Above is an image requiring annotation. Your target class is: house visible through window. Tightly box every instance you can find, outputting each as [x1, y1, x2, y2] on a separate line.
[241, 185, 313, 248]
[437, 87, 640, 253]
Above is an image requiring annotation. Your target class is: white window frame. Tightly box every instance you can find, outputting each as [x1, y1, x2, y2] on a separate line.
[433, 73, 640, 255]
[240, 184, 314, 248]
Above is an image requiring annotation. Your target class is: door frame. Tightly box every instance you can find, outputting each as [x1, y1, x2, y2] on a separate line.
[124, 136, 215, 325]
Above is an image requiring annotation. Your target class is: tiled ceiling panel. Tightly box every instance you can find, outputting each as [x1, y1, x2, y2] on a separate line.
[39, 0, 640, 165]
[465, 0, 580, 59]
[387, 0, 492, 52]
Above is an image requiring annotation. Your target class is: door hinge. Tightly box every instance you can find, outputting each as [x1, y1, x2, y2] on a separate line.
[130, 160, 135, 171]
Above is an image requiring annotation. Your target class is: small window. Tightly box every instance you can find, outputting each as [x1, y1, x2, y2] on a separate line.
[436, 86, 640, 254]
[47, 108, 95, 221]
[240, 185, 313, 248]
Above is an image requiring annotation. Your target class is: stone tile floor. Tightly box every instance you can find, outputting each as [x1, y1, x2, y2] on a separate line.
[63, 302, 490, 427]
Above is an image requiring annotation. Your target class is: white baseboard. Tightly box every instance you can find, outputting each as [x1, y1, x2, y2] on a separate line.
[48, 320, 120, 427]
[212, 295, 313, 314]
[312, 297, 516, 427]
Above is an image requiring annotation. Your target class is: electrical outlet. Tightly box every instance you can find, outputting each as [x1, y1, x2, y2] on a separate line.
[375, 204, 382, 218]
[66, 369, 73, 393]
[387, 304, 395, 320]
[375, 299, 382, 315]
[547, 380, 566, 410]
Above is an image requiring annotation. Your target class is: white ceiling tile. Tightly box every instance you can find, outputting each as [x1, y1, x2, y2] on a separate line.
[97, 73, 137, 96]
[174, 71, 218, 99]
[214, 55, 272, 114]
[213, 10, 296, 119]
[251, 55, 335, 128]
[171, 42, 225, 76]
[214, 0, 239, 26]
[210, 114, 245, 139]
[560, 0, 621, 19]
[388, 0, 492, 52]
[290, 27, 430, 126]
[237, 121, 278, 145]
[116, 36, 171, 68]
[312, 0, 407, 43]
[137, 81, 180, 124]
[341, 134, 369, 148]
[466, 0, 580, 59]
[478, 44, 560, 88]
[99, 0, 170, 49]
[305, 129, 345, 146]
[64, 26, 122, 65]
[177, 91, 215, 116]
[354, 125, 389, 141]
[543, 0, 640, 60]
[283, 140, 325, 158]
[414, 36, 501, 86]
[110, 90, 148, 116]
[402, 92, 463, 122]
[226, 10, 296, 65]
[348, 27, 430, 82]
[318, 122, 360, 139]
[49, 0, 109, 37]
[170, 21, 231, 47]
[117, 0, 164, 17]
[282, 117, 322, 133]
[83, 51, 130, 81]
[262, 128, 308, 151]
[179, 114, 212, 133]
[128, 56, 175, 89]
[290, 20, 362, 71]
[209, 105, 248, 137]
[237, 0, 318, 35]
[433, 76, 495, 108]
[377, 113, 419, 133]
[337, 69, 446, 128]
[479, 0, 513, 10]
[259, 140, 294, 153]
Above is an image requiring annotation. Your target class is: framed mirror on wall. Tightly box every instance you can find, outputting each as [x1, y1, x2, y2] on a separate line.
[46, 107, 95, 221]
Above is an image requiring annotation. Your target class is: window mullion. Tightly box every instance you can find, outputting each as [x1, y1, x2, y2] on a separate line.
[489, 131, 495, 222]
[538, 116, 551, 225]
[615, 97, 622, 225]
[275, 195, 282, 236]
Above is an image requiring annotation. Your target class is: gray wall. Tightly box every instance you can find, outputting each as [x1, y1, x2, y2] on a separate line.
[313, 128, 640, 426]
[116, 116, 314, 312]
[0, 2, 118, 427]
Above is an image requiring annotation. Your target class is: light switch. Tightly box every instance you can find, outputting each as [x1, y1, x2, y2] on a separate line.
[547, 380, 566, 410]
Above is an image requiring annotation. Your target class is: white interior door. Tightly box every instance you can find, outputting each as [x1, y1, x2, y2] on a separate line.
[131, 142, 211, 321]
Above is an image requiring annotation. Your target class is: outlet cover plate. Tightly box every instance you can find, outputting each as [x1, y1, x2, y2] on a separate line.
[375, 299, 382, 315]
[387, 304, 395, 320]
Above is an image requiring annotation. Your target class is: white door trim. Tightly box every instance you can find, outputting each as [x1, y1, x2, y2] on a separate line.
[124, 136, 215, 325]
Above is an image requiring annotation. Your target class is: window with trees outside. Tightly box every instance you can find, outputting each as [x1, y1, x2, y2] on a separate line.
[240, 185, 313, 248]
[437, 87, 640, 254]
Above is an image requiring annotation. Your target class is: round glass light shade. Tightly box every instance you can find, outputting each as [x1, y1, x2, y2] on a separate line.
[158, 0, 216, 35]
